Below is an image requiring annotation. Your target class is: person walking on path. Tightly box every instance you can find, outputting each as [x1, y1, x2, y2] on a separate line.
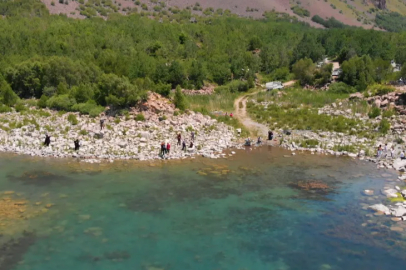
[182, 140, 187, 151]
[177, 133, 182, 146]
[166, 142, 171, 154]
[74, 139, 80, 151]
[100, 119, 105, 130]
[44, 134, 51, 147]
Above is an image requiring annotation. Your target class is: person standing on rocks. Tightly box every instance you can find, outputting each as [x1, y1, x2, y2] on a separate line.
[189, 141, 194, 148]
[268, 130, 273, 141]
[191, 131, 195, 141]
[166, 142, 171, 154]
[182, 140, 187, 151]
[100, 119, 105, 130]
[177, 133, 182, 146]
[377, 145, 382, 158]
[44, 134, 51, 147]
[74, 139, 80, 151]
[160, 142, 165, 156]
[230, 113, 233, 118]
[391, 146, 395, 159]
[401, 150, 406, 160]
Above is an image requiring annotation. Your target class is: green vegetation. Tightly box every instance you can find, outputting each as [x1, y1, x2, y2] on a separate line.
[174, 86, 187, 111]
[291, 6, 310, 17]
[135, 114, 145, 121]
[67, 114, 79, 125]
[375, 12, 406, 32]
[0, 0, 405, 121]
[311, 16, 349, 29]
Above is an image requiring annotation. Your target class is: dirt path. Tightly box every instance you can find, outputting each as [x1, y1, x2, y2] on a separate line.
[234, 91, 268, 137]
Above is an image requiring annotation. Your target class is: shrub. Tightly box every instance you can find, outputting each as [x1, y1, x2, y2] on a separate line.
[71, 100, 104, 116]
[46, 95, 76, 111]
[15, 102, 27, 112]
[174, 85, 187, 110]
[38, 95, 49, 108]
[368, 107, 381, 118]
[67, 114, 78, 125]
[0, 104, 11, 113]
[379, 119, 390, 134]
[382, 109, 396, 118]
[135, 114, 145, 121]
[79, 130, 88, 135]
[328, 82, 356, 94]
[368, 84, 394, 96]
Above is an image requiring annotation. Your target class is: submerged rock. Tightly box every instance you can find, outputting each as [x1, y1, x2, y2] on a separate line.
[368, 204, 390, 214]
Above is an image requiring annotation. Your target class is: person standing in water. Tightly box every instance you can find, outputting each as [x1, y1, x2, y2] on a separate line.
[44, 134, 51, 147]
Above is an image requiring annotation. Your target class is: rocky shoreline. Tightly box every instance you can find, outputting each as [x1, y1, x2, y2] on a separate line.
[0, 108, 239, 163]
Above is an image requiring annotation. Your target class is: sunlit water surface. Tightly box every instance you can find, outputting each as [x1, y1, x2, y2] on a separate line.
[1, 147, 406, 270]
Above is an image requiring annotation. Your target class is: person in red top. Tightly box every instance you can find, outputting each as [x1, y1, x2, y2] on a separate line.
[230, 113, 233, 118]
[166, 142, 171, 154]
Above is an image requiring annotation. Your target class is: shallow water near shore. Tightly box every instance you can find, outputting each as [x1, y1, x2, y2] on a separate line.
[1, 147, 406, 270]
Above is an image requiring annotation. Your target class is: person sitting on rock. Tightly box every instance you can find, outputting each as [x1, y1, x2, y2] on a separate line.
[182, 140, 187, 151]
[100, 119, 105, 130]
[189, 141, 194, 148]
[401, 151, 406, 160]
[44, 134, 51, 147]
[166, 142, 171, 154]
[177, 133, 181, 146]
[74, 139, 80, 151]
[257, 137, 262, 145]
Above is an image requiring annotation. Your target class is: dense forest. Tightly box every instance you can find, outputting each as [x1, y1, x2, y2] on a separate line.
[0, 0, 406, 115]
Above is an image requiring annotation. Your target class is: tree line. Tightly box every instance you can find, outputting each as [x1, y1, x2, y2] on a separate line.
[0, 0, 405, 114]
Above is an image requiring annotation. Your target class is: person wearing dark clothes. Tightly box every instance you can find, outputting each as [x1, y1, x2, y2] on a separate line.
[160, 142, 165, 156]
[44, 134, 51, 147]
[268, 131, 273, 140]
[74, 139, 80, 151]
[100, 119, 105, 130]
[166, 142, 171, 154]
[189, 141, 194, 148]
[182, 140, 187, 151]
[177, 133, 181, 146]
[191, 131, 195, 141]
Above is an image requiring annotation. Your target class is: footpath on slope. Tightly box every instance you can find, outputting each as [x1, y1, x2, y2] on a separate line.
[234, 81, 296, 138]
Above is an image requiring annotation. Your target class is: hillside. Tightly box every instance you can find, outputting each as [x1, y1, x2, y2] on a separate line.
[39, 0, 406, 29]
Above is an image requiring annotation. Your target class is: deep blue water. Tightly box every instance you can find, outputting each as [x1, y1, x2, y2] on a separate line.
[0, 147, 405, 270]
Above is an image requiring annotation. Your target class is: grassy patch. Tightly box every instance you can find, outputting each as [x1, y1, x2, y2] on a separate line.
[186, 91, 240, 114]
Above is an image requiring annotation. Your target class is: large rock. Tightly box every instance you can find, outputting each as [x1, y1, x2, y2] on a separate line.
[391, 205, 406, 217]
[369, 204, 390, 214]
[393, 159, 406, 171]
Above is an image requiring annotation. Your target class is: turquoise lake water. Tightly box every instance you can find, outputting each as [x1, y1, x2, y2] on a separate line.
[1, 146, 406, 270]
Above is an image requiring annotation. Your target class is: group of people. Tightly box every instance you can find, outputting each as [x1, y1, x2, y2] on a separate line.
[43, 134, 81, 151]
[160, 131, 196, 158]
[225, 112, 233, 118]
[376, 144, 405, 160]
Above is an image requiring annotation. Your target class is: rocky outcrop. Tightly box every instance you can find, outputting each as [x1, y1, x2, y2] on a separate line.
[376, 0, 387, 10]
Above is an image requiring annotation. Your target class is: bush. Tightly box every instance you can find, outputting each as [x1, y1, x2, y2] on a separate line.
[46, 95, 76, 111]
[0, 104, 11, 113]
[135, 113, 145, 121]
[38, 95, 48, 108]
[368, 84, 394, 96]
[174, 85, 187, 110]
[71, 100, 104, 116]
[14, 102, 27, 112]
[67, 114, 78, 125]
[328, 82, 356, 94]
[291, 6, 310, 17]
[379, 119, 390, 134]
[368, 106, 381, 118]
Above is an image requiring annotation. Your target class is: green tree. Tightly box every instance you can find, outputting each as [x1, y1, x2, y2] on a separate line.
[0, 80, 19, 106]
[189, 60, 206, 89]
[174, 85, 187, 110]
[292, 58, 316, 85]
